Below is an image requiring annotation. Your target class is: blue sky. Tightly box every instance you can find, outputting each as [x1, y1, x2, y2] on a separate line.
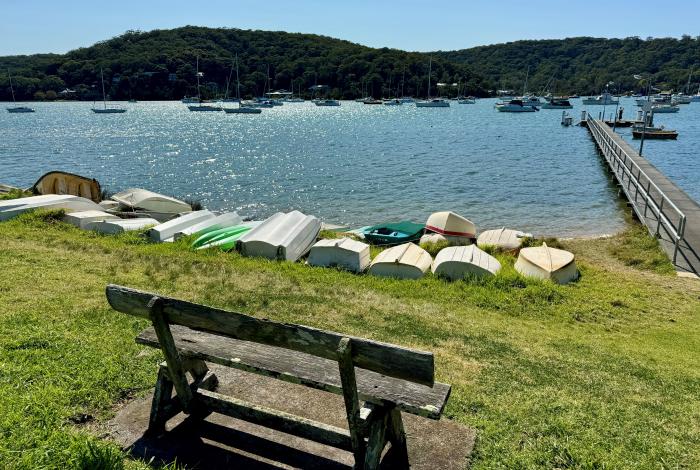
[2, 0, 698, 55]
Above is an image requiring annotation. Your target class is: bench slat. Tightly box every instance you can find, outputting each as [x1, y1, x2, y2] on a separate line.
[107, 284, 435, 386]
[137, 325, 451, 420]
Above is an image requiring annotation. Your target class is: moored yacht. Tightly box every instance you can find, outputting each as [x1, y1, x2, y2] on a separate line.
[92, 68, 126, 113]
[416, 57, 450, 108]
[313, 99, 341, 106]
[582, 92, 618, 105]
[6, 70, 35, 113]
[495, 99, 538, 112]
[541, 98, 573, 109]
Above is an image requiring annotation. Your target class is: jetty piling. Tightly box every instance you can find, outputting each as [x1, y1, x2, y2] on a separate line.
[585, 113, 700, 275]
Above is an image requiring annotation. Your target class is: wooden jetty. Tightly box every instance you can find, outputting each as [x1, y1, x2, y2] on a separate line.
[586, 115, 700, 275]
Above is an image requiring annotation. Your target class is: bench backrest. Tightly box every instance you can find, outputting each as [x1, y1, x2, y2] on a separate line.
[106, 284, 435, 386]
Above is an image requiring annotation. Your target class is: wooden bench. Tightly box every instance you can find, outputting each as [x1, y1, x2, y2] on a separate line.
[106, 284, 451, 469]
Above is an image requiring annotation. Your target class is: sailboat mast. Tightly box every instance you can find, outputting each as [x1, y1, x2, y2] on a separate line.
[427, 57, 432, 99]
[8, 70, 16, 104]
[196, 56, 201, 100]
[523, 66, 529, 96]
[401, 65, 405, 97]
[100, 68, 107, 109]
[235, 54, 240, 100]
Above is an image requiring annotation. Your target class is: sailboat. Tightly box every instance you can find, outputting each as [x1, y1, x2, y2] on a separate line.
[224, 54, 262, 114]
[672, 69, 694, 104]
[91, 68, 126, 113]
[188, 56, 222, 112]
[6, 70, 35, 113]
[416, 58, 450, 107]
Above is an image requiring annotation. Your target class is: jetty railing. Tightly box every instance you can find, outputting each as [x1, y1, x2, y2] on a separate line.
[586, 113, 687, 263]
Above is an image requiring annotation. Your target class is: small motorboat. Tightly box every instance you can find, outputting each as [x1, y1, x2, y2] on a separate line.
[541, 98, 573, 109]
[495, 99, 538, 112]
[631, 126, 678, 139]
[314, 99, 341, 106]
[361, 221, 425, 245]
[237, 211, 321, 261]
[63, 210, 119, 230]
[650, 104, 679, 113]
[514, 243, 578, 284]
[174, 212, 243, 240]
[477, 227, 531, 252]
[32, 171, 102, 203]
[363, 98, 383, 105]
[431, 245, 501, 280]
[424, 211, 476, 245]
[582, 92, 618, 105]
[368, 243, 432, 280]
[307, 238, 371, 273]
[148, 210, 215, 242]
[457, 96, 476, 104]
[416, 98, 450, 108]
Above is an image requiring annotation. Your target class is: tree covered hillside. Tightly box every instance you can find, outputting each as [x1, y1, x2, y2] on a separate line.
[0, 27, 488, 101]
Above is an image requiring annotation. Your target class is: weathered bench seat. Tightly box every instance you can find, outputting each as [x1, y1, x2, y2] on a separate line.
[137, 325, 451, 419]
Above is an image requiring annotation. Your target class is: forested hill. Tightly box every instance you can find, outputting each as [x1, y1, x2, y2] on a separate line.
[0, 27, 488, 101]
[2, 28, 699, 101]
[436, 36, 700, 96]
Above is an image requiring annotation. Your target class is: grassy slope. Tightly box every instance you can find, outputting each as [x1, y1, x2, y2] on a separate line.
[0, 212, 698, 469]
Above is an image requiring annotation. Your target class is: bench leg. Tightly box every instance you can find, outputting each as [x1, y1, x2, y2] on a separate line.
[385, 408, 409, 468]
[363, 408, 389, 470]
[148, 364, 174, 435]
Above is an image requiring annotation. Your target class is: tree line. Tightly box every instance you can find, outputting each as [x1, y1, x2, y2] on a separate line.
[2, 28, 699, 102]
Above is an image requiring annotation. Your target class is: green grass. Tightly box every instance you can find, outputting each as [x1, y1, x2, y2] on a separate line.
[0, 210, 698, 469]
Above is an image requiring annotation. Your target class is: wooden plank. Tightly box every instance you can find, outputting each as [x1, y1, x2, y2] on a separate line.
[107, 284, 435, 385]
[363, 408, 389, 469]
[194, 388, 353, 451]
[137, 325, 451, 419]
[336, 337, 366, 463]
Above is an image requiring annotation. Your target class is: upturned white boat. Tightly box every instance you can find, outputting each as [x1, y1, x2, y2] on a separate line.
[63, 210, 119, 229]
[148, 210, 215, 242]
[368, 243, 432, 280]
[432, 245, 501, 280]
[424, 211, 476, 245]
[237, 210, 321, 261]
[582, 92, 618, 105]
[0, 195, 102, 221]
[514, 243, 578, 284]
[110, 188, 191, 221]
[495, 99, 538, 112]
[173, 212, 243, 240]
[477, 227, 531, 251]
[307, 237, 371, 273]
[92, 218, 159, 234]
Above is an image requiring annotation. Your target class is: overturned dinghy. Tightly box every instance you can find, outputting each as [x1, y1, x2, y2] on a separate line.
[92, 218, 159, 234]
[361, 221, 425, 245]
[193, 221, 261, 251]
[174, 212, 243, 240]
[32, 171, 102, 203]
[148, 210, 215, 242]
[477, 227, 531, 252]
[0, 195, 102, 221]
[515, 243, 578, 284]
[368, 243, 432, 280]
[237, 211, 321, 261]
[308, 238, 371, 273]
[424, 211, 476, 245]
[63, 210, 119, 229]
[432, 245, 501, 281]
[111, 188, 191, 222]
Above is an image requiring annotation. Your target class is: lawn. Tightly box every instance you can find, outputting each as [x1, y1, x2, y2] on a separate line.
[0, 210, 698, 469]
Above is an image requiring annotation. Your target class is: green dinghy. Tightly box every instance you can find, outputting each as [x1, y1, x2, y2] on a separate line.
[192, 222, 261, 251]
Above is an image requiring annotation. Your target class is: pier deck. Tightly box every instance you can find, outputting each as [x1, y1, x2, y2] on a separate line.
[586, 117, 700, 275]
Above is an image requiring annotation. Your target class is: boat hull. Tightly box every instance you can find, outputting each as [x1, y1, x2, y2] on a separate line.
[92, 108, 126, 113]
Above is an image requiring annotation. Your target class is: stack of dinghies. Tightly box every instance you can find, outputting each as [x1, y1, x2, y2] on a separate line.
[0, 195, 103, 221]
[515, 243, 578, 284]
[148, 210, 215, 242]
[192, 221, 261, 251]
[110, 188, 192, 222]
[237, 211, 321, 261]
[477, 227, 532, 252]
[432, 245, 501, 280]
[421, 211, 476, 246]
[174, 212, 242, 240]
[368, 242, 432, 279]
[308, 237, 371, 273]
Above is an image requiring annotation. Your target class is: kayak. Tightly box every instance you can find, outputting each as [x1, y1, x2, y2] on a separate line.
[193, 222, 261, 251]
[360, 221, 425, 246]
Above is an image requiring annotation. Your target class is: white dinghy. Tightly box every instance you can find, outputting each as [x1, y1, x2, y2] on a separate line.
[63, 210, 119, 230]
[424, 211, 476, 245]
[173, 212, 243, 240]
[92, 218, 159, 234]
[515, 243, 578, 284]
[432, 245, 501, 281]
[368, 243, 432, 280]
[308, 238, 371, 273]
[477, 227, 531, 252]
[148, 210, 215, 242]
[111, 188, 192, 222]
[0, 195, 102, 221]
[237, 211, 321, 261]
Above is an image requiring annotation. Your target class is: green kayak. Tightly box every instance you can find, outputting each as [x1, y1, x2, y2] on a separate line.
[192, 222, 260, 251]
